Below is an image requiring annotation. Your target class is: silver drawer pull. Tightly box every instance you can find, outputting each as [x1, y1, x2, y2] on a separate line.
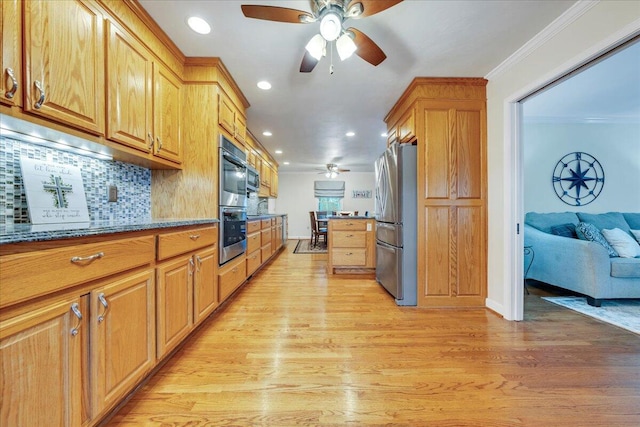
[5, 67, 17, 99]
[346, 252, 353, 256]
[97, 293, 109, 323]
[346, 234, 354, 237]
[190, 234, 200, 241]
[71, 252, 104, 263]
[34, 80, 45, 109]
[70, 303, 82, 336]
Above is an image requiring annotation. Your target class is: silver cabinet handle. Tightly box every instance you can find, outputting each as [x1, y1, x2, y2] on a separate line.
[157, 136, 162, 151]
[5, 68, 17, 99]
[189, 258, 195, 276]
[34, 80, 45, 109]
[148, 132, 154, 149]
[195, 255, 202, 272]
[70, 252, 104, 263]
[189, 234, 200, 241]
[346, 234, 354, 237]
[70, 303, 82, 336]
[97, 293, 109, 323]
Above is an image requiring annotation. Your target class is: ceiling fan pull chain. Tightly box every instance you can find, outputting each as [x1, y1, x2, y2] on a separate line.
[330, 41, 335, 75]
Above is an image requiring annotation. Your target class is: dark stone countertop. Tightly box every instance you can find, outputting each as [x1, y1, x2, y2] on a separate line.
[246, 213, 288, 220]
[0, 218, 219, 245]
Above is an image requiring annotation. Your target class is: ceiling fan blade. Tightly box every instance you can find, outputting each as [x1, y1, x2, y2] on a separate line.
[300, 50, 320, 73]
[348, 28, 386, 66]
[241, 5, 315, 24]
[347, 0, 402, 18]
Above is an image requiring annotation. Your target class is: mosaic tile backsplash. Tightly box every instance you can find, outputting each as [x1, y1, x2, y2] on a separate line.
[0, 136, 151, 225]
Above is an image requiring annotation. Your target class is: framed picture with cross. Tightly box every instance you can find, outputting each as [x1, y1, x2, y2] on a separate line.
[20, 157, 90, 225]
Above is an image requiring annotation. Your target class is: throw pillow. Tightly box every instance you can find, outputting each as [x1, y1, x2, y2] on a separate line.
[575, 222, 619, 257]
[631, 229, 640, 244]
[601, 228, 640, 258]
[550, 223, 578, 238]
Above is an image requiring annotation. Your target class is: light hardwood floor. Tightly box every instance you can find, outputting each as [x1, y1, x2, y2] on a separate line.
[106, 242, 640, 426]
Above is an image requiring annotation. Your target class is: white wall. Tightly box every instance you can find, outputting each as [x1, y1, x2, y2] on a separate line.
[486, 1, 640, 317]
[274, 171, 375, 239]
[523, 121, 640, 213]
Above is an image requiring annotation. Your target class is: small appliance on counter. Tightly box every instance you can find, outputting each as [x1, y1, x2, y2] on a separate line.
[374, 142, 418, 306]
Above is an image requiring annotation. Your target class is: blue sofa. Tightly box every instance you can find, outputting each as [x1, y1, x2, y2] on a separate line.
[524, 212, 640, 306]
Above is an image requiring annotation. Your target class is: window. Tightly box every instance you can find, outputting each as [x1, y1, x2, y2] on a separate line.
[318, 197, 341, 213]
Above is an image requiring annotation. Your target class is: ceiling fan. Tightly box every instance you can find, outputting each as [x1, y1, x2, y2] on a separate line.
[241, 0, 402, 73]
[318, 163, 350, 178]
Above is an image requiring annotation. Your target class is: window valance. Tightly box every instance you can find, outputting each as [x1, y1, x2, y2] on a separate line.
[314, 180, 345, 198]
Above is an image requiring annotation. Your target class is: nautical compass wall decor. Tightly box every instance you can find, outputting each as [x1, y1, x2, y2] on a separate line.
[552, 152, 605, 206]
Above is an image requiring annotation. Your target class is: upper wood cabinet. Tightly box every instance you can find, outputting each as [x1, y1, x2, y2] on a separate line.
[23, 0, 105, 135]
[0, 295, 85, 426]
[218, 92, 236, 136]
[269, 165, 278, 197]
[1, 0, 22, 107]
[398, 109, 416, 143]
[106, 21, 181, 165]
[234, 113, 246, 145]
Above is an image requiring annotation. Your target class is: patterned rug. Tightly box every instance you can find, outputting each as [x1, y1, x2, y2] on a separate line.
[542, 296, 640, 335]
[293, 239, 327, 254]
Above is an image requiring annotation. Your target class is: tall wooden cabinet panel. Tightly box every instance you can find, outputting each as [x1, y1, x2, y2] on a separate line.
[90, 269, 156, 419]
[1, 0, 22, 107]
[153, 64, 182, 163]
[0, 295, 84, 426]
[193, 246, 219, 326]
[106, 20, 152, 152]
[218, 92, 235, 135]
[387, 78, 487, 308]
[23, 0, 105, 135]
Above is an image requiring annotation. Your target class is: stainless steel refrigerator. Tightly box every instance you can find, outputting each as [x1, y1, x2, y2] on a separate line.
[374, 143, 417, 306]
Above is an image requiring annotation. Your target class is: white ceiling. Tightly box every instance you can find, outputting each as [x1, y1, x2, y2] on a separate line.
[139, 0, 575, 172]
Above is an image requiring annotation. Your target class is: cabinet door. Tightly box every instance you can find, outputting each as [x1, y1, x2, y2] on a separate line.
[218, 92, 235, 135]
[1, 0, 21, 107]
[193, 247, 218, 325]
[1, 296, 84, 426]
[91, 270, 156, 418]
[106, 20, 152, 152]
[270, 167, 278, 197]
[153, 63, 182, 164]
[156, 256, 193, 358]
[24, 0, 105, 135]
[398, 109, 415, 143]
[234, 113, 246, 145]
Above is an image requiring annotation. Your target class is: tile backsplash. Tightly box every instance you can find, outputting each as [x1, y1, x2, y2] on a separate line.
[0, 136, 151, 225]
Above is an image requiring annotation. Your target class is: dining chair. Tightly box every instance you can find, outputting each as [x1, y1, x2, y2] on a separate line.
[309, 211, 328, 247]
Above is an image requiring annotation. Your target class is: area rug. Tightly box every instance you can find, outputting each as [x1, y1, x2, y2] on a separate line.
[542, 296, 640, 335]
[293, 239, 327, 254]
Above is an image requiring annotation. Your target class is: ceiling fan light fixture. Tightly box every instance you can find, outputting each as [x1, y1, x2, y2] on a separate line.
[336, 33, 357, 60]
[319, 12, 342, 41]
[305, 34, 326, 60]
[346, 2, 364, 18]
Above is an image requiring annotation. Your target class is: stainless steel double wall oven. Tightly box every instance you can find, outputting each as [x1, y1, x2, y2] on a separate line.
[219, 135, 247, 265]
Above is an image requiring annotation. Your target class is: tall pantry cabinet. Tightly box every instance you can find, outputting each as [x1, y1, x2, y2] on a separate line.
[385, 78, 487, 308]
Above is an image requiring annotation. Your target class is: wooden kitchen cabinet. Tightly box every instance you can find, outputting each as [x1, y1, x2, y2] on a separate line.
[106, 20, 182, 165]
[218, 255, 246, 303]
[0, 295, 85, 426]
[218, 91, 235, 136]
[327, 218, 375, 275]
[269, 165, 278, 197]
[234, 112, 246, 145]
[23, 0, 105, 135]
[1, 0, 22, 108]
[90, 269, 156, 420]
[246, 219, 262, 276]
[398, 108, 416, 143]
[192, 246, 218, 326]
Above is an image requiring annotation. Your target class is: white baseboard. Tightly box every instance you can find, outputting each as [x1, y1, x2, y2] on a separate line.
[485, 298, 506, 318]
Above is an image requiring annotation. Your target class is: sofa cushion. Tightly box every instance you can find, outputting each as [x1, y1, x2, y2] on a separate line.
[576, 212, 631, 234]
[575, 222, 619, 257]
[525, 212, 579, 233]
[602, 228, 640, 258]
[623, 213, 640, 229]
[550, 223, 578, 238]
[610, 257, 640, 278]
[632, 230, 640, 244]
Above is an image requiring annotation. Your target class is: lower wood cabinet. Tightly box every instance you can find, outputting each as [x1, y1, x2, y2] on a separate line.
[0, 295, 85, 426]
[327, 218, 375, 275]
[90, 269, 156, 420]
[219, 255, 246, 303]
[193, 246, 218, 325]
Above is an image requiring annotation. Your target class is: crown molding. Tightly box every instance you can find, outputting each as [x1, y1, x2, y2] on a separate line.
[485, 1, 600, 80]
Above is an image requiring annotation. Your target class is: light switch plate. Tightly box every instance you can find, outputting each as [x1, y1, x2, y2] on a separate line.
[108, 185, 117, 202]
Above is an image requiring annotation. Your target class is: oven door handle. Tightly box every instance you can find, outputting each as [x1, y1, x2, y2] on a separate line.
[222, 150, 246, 168]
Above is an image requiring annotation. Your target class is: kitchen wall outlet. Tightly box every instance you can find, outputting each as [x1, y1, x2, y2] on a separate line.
[108, 185, 118, 202]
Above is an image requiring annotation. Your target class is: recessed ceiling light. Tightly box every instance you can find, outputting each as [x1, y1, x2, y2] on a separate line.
[274, 150, 283, 154]
[346, 131, 355, 137]
[186, 17, 211, 35]
[283, 162, 290, 165]
[381, 132, 388, 137]
[257, 81, 272, 90]
[262, 131, 272, 136]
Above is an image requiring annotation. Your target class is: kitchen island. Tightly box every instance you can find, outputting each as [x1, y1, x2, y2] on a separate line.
[327, 216, 376, 276]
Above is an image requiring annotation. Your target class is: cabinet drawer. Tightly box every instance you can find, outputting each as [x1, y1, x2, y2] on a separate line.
[275, 216, 283, 225]
[219, 256, 246, 302]
[247, 231, 261, 253]
[261, 229, 272, 245]
[157, 226, 217, 260]
[0, 235, 155, 308]
[331, 248, 367, 266]
[246, 250, 261, 276]
[247, 220, 261, 234]
[332, 231, 367, 248]
[331, 220, 367, 231]
[261, 219, 272, 229]
[261, 244, 272, 262]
